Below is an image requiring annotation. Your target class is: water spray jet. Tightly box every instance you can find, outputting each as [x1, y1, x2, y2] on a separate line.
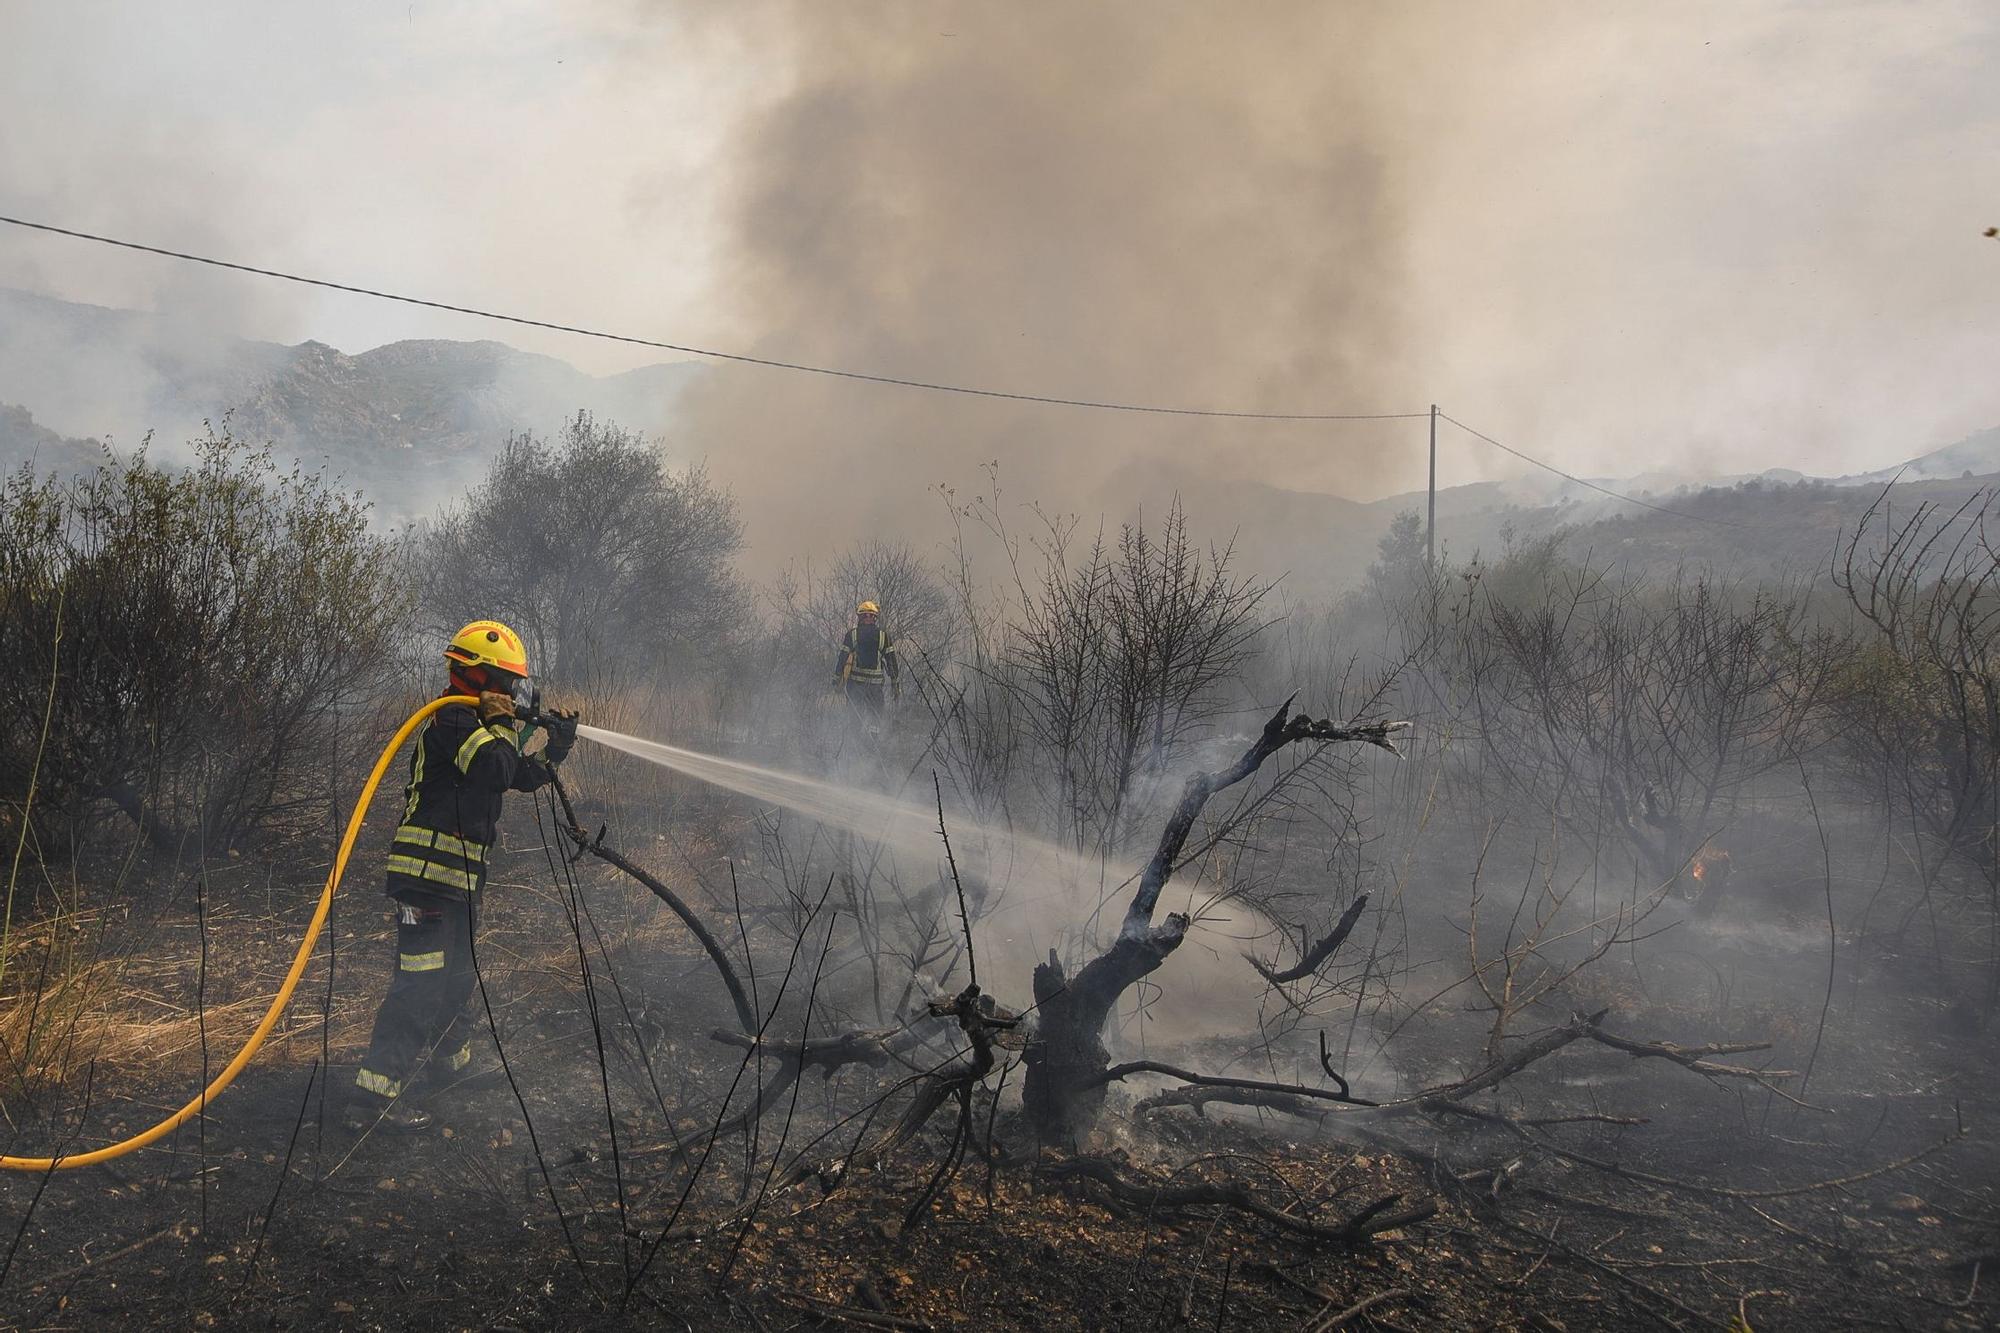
[575, 723, 1106, 896]
[572, 723, 1294, 1038]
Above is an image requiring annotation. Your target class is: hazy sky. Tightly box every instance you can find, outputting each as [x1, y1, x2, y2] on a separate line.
[1, 1, 1995, 530]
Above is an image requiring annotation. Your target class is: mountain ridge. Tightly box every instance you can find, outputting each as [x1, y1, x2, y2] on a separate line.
[0, 287, 703, 518]
[4, 286, 1996, 588]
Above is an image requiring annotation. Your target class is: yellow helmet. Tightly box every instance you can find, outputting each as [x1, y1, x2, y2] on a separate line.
[444, 620, 529, 678]
[856, 601, 879, 616]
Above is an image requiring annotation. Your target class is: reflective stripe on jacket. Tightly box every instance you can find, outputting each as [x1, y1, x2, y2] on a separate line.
[385, 699, 553, 901]
[834, 624, 899, 685]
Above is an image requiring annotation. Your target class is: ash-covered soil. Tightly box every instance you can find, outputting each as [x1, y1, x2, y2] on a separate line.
[2, 851, 1995, 1332]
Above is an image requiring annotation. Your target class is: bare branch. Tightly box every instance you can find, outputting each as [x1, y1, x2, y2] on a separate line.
[550, 774, 757, 1034]
[1248, 894, 1369, 986]
[1040, 1156, 1434, 1248]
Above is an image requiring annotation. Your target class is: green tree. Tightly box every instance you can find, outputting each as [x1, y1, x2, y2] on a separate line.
[1366, 510, 1427, 593]
[0, 429, 406, 860]
[413, 412, 742, 694]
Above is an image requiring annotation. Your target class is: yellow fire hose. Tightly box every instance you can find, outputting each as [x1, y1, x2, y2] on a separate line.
[1, 694, 477, 1171]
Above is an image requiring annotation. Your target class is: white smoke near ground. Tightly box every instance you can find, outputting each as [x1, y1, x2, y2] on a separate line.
[577, 722, 1284, 1034]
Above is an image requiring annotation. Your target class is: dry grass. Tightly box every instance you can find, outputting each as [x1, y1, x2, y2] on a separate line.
[0, 906, 113, 1092]
[557, 684, 692, 821]
[0, 679, 741, 1111]
[0, 905, 373, 1097]
[0, 850, 733, 1109]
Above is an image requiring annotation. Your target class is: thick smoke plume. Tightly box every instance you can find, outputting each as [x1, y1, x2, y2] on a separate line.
[671, 3, 1424, 561]
[2, 4, 1996, 569]
[661, 0, 2000, 565]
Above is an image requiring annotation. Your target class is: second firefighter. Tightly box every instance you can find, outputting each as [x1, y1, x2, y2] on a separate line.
[833, 599, 900, 712]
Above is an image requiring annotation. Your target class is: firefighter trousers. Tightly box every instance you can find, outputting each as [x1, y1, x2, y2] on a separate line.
[843, 680, 887, 711]
[354, 893, 481, 1102]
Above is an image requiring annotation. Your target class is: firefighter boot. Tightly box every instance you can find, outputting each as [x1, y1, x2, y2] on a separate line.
[413, 1038, 502, 1096]
[343, 1092, 435, 1135]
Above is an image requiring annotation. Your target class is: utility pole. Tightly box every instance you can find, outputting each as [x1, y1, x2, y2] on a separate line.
[1427, 403, 1438, 566]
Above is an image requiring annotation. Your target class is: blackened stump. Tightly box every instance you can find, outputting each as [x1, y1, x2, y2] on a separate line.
[1021, 700, 1406, 1143]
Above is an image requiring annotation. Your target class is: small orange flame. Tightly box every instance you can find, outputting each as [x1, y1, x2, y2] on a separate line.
[1691, 846, 1731, 883]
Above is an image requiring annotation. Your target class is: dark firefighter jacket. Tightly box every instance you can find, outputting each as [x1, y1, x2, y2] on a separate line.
[385, 700, 554, 902]
[834, 624, 899, 686]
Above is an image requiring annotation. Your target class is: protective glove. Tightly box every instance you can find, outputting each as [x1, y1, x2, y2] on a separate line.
[542, 709, 579, 765]
[478, 690, 517, 727]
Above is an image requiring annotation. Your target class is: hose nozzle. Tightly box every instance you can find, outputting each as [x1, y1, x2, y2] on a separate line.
[508, 680, 578, 737]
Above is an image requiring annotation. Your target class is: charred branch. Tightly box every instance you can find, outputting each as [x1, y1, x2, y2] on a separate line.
[654, 1027, 937, 1154]
[1319, 1031, 1359, 1101]
[1122, 702, 1406, 936]
[1116, 1020, 1586, 1123]
[549, 773, 758, 1034]
[1582, 1028, 1784, 1078]
[784, 985, 1018, 1201]
[1133, 1085, 1334, 1119]
[1026, 700, 1406, 1143]
[866, 986, 1012, 1165]
[1123, 1010, 1785, 1132]
[707, 1025, 925, 1075]
[1132, 1010, 1613, 1126]
[1040, 1156, 1435, 1248]
[1084, 1058, 1376, 1107]
[1249, 893, 1369, 986]
[934, 771, 977, 991]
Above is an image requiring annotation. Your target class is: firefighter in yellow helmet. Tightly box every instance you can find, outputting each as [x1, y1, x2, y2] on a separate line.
[833, 600, 900, 715]
[347, 620, 577, 1133]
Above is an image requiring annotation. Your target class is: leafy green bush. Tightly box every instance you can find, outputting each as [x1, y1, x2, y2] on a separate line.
[410, 412, 741, 696]
[0, 428, 406, 863]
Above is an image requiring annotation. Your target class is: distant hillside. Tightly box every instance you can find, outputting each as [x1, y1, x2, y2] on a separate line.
[0, 403, 107, 477]
[0, 287, 702, 520]
[1096, 456, 1775, 601]
[1844, 423, 2000, 486]
[1100, 460, 2000, 602]
[5, 287, 1994, 586]
[1544, 472, 2000, 583]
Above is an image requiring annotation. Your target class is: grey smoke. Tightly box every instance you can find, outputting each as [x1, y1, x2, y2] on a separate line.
[1, 3, 1995, 569]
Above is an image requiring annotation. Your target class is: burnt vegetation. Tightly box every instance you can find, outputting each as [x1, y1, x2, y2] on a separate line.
[1, 427, 1996, 1330]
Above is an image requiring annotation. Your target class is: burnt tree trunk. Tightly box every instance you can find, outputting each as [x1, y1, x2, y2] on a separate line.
[94, 779, 186, 855]
[1024, 915, 1190, 1144]
[1022, 700, 1404, 1144]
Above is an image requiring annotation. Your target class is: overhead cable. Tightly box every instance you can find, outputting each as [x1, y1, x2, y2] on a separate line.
[1439, 411, 1741, 529]
[0, 214, 1425, 422]
[0, 213, 1756, 525]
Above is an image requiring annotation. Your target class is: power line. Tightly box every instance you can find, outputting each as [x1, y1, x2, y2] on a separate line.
[1438, 411, 1741, 528]
[0, 213, 1756, 525]
[0, 214, 1427, 423]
